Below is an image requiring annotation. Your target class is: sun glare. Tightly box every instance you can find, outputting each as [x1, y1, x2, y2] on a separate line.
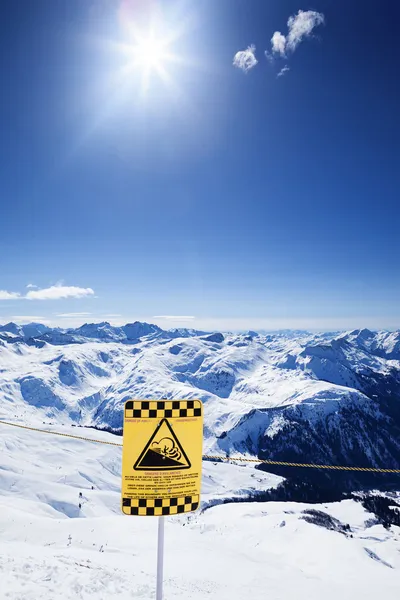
[99, 8, 193, 103]
[123, 25, 179, 94]
[133, 34, 167, 70]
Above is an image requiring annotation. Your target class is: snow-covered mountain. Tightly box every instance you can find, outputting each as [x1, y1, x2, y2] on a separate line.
[1, 323, 400, 597]
[1, 323, 400, 481]
[0, 320, 207, 346]
[0, 320, 51, 342]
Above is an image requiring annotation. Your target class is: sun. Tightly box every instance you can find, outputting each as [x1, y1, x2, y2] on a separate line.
[132, 33, 168, 71]
[122, 25, 180, 94]
[97, 8, 193, 103]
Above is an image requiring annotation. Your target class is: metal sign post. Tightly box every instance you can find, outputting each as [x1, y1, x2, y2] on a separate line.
[156, 516, 165, 600]
[121, 398, 203, 600]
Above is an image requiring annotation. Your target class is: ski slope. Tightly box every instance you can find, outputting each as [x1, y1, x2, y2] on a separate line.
[1, 324, 400, 597]
[0, 422, 399, 599]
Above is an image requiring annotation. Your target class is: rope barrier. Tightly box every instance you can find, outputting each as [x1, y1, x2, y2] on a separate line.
[0, 419, 122, 447]
[1, 419, 399, 474]
[203, 455, 400, 473]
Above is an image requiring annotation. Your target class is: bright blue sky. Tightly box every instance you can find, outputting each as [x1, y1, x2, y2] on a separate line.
[0, 0, 399, 331]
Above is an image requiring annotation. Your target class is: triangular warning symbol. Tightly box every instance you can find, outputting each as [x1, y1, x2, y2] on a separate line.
[134, 419, 191, 471]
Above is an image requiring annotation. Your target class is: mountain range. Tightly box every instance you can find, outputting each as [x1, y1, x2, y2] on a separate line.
[1, 321, 400, 597]
[1, 321, 400, 494]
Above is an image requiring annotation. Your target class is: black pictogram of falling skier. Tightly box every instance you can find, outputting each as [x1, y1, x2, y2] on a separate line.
[152, 437, 181, 461]
[134, 419, 191, 470]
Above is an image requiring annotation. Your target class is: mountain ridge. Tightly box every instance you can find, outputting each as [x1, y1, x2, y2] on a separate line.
[0, 320, 208, 346]
[1, 325, 400, 490]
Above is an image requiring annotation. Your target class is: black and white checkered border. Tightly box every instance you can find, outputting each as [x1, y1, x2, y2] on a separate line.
[122, 494, 200, 516]
[125, 400, 202, 419]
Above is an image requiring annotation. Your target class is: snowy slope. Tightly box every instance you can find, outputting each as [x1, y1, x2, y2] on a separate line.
[1, 324, 400, 473]
[0, 423, 399, 600]
[1, 324, 400, 597]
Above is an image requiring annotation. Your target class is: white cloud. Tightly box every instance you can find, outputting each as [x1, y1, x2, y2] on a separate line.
[103, 313, 122, 318]
[56, 312, 93, 318]
[277, 65, 290, 78]
[271, 32, 287, 57]
[26, 285, 95, 301]
[158, 317, 400, 332]
[287, 10, 325, 52]
[269, 9, 325, 59]
[0, 290, 21, 300]
[11, 315, 51, 324]
[153, 315, 195, 320]
[1, 284, 96, 302]
[233, 45, 258, 73]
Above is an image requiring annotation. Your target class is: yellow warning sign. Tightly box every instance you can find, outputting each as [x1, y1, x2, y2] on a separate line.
[134, 419, 191, 470]
[121, 400, 203, 517]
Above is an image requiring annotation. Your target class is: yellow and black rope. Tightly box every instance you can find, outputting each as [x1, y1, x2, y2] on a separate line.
[1, 419, 399, 474]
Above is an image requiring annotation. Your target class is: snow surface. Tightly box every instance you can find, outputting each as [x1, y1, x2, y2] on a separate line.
[1, 423, 399, 599]
[1, 324, 400, 598]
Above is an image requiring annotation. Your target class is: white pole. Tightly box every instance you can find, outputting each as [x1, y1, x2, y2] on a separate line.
[156, 516, 165, 600]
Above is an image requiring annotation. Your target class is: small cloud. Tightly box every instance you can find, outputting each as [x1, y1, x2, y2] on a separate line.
[103, 313, 122, 318]
[153, 315, 195, 321]
[26, 285, 95, 301]
[26, 283, 38, 289]
[233, 45, 258, 73]
[0, 290, 21, 300]
[277, 65, 290, 78]
[2, 284, 95, 301]
[56, 312, 92, 318]
[11, 315, 51, 324]
[271, 32, 286, 57]
[268, 9, 325, 59]
[287, 10, 325, 52]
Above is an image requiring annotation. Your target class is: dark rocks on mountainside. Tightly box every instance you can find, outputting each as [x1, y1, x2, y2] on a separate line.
[37, 331, 83, 345]
[0, 332, 25, 344]
[276, 353, 297, 369]
[184, 367, 235, 398]
[99, 351, 110, 363]
[0, 322, 21, 335]
[169, 344, 183, 355]
[18, 376, 65, 411]
[58, 359, 79, 386]
[301, 509, 351, 534]
[122, 321, 163, 340]
[355, 493, 400, 528]
[202, 332, 224, 343]
[26, 338, 46, 348]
